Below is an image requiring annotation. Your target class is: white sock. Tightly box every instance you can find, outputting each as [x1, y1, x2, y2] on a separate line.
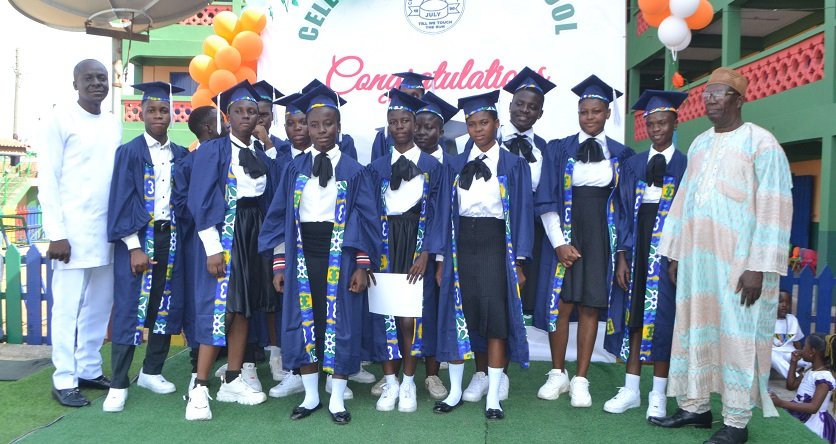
[442, 363, 464, 405]
[486, 367, 503, 410]
[329, 378, 347, 413]
[385, 374, 398, 386]
[269, 346, 281, 357]
[300, 373, 320, 409]
[652, 376, 667, 395]
[625, 373, 641, 393]
[402, 374, 414, 385]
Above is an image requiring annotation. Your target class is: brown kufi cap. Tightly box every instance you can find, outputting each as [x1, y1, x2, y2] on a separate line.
[707, 67, 748, 96]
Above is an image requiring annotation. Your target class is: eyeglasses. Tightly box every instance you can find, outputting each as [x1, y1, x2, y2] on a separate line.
[702, 90, 738, 102]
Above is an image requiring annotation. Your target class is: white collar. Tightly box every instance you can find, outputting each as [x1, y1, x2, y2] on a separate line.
[468, 140, 500, 162]
[648, 144, 676, 164]
[143, 132, 170, 150]
[500, 123, 534, 141]
[292, 145, 312, 157]
[313, 146, 341, 163]
[429, 146, 444, 161]
[230, 134, 254, 150]
[391, 145, 421, 165]
[578, 130, 607, 145]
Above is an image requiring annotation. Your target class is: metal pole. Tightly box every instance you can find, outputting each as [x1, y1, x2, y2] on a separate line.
[13, 48, 21, 138]
[112, 37, 123, 116]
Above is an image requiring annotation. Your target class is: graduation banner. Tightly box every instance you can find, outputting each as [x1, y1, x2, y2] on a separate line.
[259, 0, 626, 162]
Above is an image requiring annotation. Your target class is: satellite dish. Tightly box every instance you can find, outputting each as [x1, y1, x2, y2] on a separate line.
[8, 0, 212, 41]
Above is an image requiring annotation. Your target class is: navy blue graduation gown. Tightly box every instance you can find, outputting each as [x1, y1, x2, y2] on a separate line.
[362, 151, 446, 361]
[275, 134, 359, 162]
[171, 151, 199, 348]
[603, 148, 687, 360]
[436, 148, 533, 365]
[107, 135, 189, 346]
[532, 134, 635, 331]
[186, 135, 279, 346]
[258, 150, 380, 375]
[369, 130, 392, 162]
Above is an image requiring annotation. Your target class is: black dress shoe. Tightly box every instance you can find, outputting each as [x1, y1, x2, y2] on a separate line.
[330, 410, 351, 425]
[704, 425, 748, 444]
[433, 399, 463, 414]
[52, 387, 90, 407]
[648, 408, 713, 428]
[290, 403, 322, 420]
[78, 375, 111, 390]
[485, 408, 505, 420]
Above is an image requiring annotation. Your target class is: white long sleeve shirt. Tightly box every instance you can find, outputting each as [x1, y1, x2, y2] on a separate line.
[120, 133, 174, 251]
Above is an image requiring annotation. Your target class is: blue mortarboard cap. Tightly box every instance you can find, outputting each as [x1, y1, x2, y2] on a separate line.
[631, 89, 688, 117]
[503, 67, 556, 95]
[394, 72, 434, 90]
[275, 92, 304, 114]
[417, 91, 458, 123]
[386, 88, 427, 114]
[457, 90, 501, 119]
[571, 75, 623, 103]
[213, 80, 260, 113]
[302, 79, 326, 94]
[293, 84, 347, 113]
[252, 80, 284, 102]
[132, 81, 184, 102]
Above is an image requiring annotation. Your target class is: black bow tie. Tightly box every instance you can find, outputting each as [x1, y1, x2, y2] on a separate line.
[578, 138, 605, 163]
[646, 153, 667, 188]
[235, 143, 267, 179]
[506, 134, 536, 163]
[390, 155, 420, 191]
[313, 152, 333, 187]
[459, 155, 491, 190]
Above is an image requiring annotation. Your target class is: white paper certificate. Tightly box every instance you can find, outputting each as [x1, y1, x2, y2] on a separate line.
[367, 272, 423, 317]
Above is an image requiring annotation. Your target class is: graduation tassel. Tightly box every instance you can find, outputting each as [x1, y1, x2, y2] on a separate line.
[336, 90, 342, 144]
[611, 86, 622, 127]
[673, 127, 679, 150]
[216, 93, 222, 136]
[169, 83, 175, 127]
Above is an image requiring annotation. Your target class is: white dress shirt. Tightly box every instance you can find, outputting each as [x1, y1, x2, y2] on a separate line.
[642, 144, 676, 204]
[458, 141, 503, 219]
[39, 102, 122, 269]
[500, 124, 542, 192]
[572, 131, 613, 187]
[428, 145, 444, 162]
[291, 145, 313, 158]
[385, 146, 424, 215]
[120, 133, 174, 250]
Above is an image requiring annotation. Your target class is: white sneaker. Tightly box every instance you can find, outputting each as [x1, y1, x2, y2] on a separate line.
[537, 369, 570, 400]
[137, 370, 176, 394]
[376, 382, 400, 411]
[499, 373, 510, 401]
[269, 351, 284, 382]
[462, 372, 488, 402]
[325, 375, 354, 400]
[185, 385, 213, 421]
[371, 376, 386, 397]
[398, 381, 417, 413]
[424, 375, 448, 400]
[439, 362, 449, 370]
[268, 372, 304, 398]
[102, 388, 127, 412]
[216, 376, 267, 405]
[603, 387, 640, 413]
[241, 362, 262, 392]
[646, 391, 667, 418]
[349, 367, 377, 384]
[569, 376, 592, 408]
[188, 373, 197, 392]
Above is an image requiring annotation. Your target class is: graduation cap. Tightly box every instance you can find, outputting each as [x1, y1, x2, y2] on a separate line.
[503, 67, 556, 96]
[386, 88, 427, 114]
[293, 84, 347, 114]
[417, 91, 458, 123]
[275, 92, 304, 115]
[301, 78, 326, 94]
[632, 89, 688, 117]
[252, 80, 284, 103]
[133, 81, 184, 103]
[394, 72, 434, 90]
[211, 80, 259, 135]
[457, 90, 501, 119]
[571, 74, 622, 103]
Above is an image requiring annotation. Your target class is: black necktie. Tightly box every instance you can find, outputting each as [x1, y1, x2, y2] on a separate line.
[313, 152, 333, 187]
[506, 134, 536, 163]
[578, 138, 605, 163]
[236, 144, 267, 179]
[253, 140, 265, 152]
[646, 153, 667, 187]
[390, 155, 420, 191]
[459, 154, 492, 190]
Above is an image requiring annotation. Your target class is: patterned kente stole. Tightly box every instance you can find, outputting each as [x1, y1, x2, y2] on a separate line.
[498, 175, 528, 369]
[617, 177, 675, 361]
[448, 175, 474, 361]
[378, 174, 430, 360]
[211, 167, 237, 346]
[132, 162, 178, 345]
[292, 174, 348, 373]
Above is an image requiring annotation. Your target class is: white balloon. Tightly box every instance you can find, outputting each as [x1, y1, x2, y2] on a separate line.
[670, 0, 700, 18]
[658, 16, 690, 47]
[668, 30, 692, 51]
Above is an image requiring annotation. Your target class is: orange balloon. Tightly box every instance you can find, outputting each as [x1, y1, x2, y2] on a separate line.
[234, 66, 257, 83]
[643, 9, 670, 27]
[213, 10, 239, 42]
[189, 55, 217, 85]
[232, 31, 263, 62]
[191, 88, 215, 108]
[215, 46, 242, 72]
[202, 35, 229, 58]
[686, 0, 715, 30]
[239, 8, 267, 34]
[638, 0, 669, 16]
[209, 69, 237, 95]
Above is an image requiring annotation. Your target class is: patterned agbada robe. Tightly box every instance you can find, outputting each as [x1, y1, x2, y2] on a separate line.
[658, 122, 792, 418]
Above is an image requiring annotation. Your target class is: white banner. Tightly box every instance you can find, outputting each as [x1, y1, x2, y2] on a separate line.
[259, 0, 626, 163]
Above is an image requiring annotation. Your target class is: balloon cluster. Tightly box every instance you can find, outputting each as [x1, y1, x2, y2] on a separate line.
[188, 9, 267, 108]
[639, 0, 714, 56]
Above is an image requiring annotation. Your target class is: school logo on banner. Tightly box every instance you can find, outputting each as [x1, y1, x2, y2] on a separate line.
[404, 0, 464, 34]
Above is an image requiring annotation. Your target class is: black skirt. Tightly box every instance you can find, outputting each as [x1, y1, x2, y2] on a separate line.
[629, 203, 659, 329]
[521, 215, 544, 313]
[387, 203, 421, 274]
[301, 221, 333, 362]
[457, 216, 509, 339]
[227, 198, 275, 316]
[561, 186, 612, 309]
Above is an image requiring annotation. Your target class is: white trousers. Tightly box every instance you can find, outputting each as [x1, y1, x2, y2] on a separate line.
[51, 264, 114, 390]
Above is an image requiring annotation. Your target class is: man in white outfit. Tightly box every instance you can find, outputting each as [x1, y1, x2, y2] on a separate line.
[40, 59, 122, 407]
